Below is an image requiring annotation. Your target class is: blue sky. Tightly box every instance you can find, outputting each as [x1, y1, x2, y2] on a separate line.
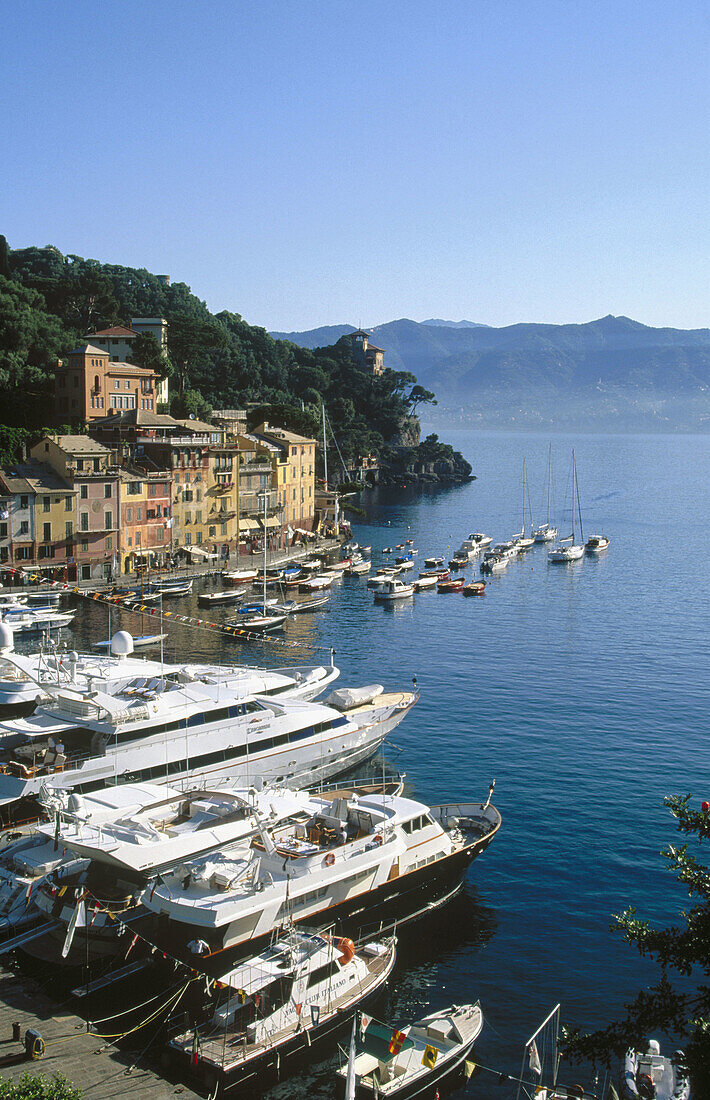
[3, 1, 709, 331]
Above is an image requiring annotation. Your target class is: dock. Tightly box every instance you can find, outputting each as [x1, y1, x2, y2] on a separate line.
[0, 962, 201, 1099]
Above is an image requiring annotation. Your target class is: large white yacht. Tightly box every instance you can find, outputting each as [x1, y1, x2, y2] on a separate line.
[139, 788, 501, 965]
[0, 638, 417, 826]
[0, 631, 340, 716]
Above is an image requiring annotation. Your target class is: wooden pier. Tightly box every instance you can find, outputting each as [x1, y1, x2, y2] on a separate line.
[0, 962, 202, 1099]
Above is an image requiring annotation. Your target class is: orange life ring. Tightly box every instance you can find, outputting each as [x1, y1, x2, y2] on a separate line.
[324, 852, 335, 866]
[373, 834, 383, 846]
[334, 937, 355, 963]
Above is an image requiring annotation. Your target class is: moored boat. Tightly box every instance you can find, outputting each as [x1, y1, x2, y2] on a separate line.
[374, 579, 414, 602]
[222, 569, 258, 586]
[437, 578, 464, 593]
[413, 576, 438, 592]
[198, 589, 247, 607]
[585, 534, 610, 555]
[623, 1040, 690, 1100]
[463, 581, 486, 596]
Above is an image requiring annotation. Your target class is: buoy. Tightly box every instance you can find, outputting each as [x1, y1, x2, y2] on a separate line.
[702, 801, 709, 812]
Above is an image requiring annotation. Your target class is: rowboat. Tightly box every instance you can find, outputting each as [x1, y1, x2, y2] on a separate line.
[437, 578, 464, 593]
[222, 569, 258, 586]
[463, 581, 486, 596]
[413, 576, 438, 591]
[198, 589, 246, 607]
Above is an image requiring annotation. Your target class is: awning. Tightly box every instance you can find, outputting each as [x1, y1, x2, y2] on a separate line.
[257, 516, 280, 529]
[239, 518, 259, 532]
[185, 545, 217, 560]
[129, 549, 156, 559]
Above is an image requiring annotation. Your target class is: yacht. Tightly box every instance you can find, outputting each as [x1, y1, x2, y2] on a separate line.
[480, 555, 508, 574]
[585, 534, 610, 555]
[0, 647, 417, 825]
[168, 931, 397, 1092]
[0, 631, 340, 716]
[135, 787, 500, 966]
[1, 607, 75, 636]
[549, 450, 585, 563]
[533, 443, 558, 542]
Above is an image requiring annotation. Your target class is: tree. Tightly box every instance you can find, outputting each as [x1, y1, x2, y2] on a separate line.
[130, 331, 171, 379]
[563, 794, 710, 1094]
[170, 389, 213, 422]
[406, 384, 437, 416]
[167, 315, 228, 397]
[0, 235, 10, 279]
[0, 1071, 82, 1098]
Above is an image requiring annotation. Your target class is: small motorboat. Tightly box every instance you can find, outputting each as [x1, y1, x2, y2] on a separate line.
[395, 544, 404, 550]
[418, 568, 450, 580]
[586, 534, 610, 554]
[298, 558, 322, 572]
[282, 566, 303, 580]
[238, 599, 279, 614]
[229, 613, 287, 634]
[338, 1002, 483, 1098]
[413, 576, 438, 592]
[345, 560, 371, 576]
[622, 1040, 690, 1100]
[448, 555, 469, 570]
[154, 578, 193, 596]
[198, 589, 246, 607]
[299, 574, 333, 591]
[437, 577, 464, 593]
[488, 542, 518, 559]
[463, 581, 486, 596]
[424, 556, 445, 568]
[480, 555, 508, 574]
[360, 545, 372, 555]
[222, 569, 258, 586]
[373, 578, 414, 602]
[382, 547, 393, 554]
[288, 595, 330, 612]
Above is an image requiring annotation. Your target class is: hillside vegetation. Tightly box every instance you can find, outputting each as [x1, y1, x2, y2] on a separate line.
[0, 237, 470, 480]
[272, 315, 710, 431]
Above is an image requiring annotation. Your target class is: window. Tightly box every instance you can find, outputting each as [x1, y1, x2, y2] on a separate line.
[73, 375, 79, 388]
[127, 536, 132, 547]
[0, 524, 6, 540]
[135, 530, 141, 546]
[18, 521, 28, 536]
[104, 483, 111, 498]
[16, 546, 31, 560]
[94, 374, 100, 391]
[20, 496, 28, 509]
[80, 539, 88, 552]
[125, 380, 131, 390]
[65, 495, 72, 512]
[185, 533, 192, 546]
[156, 528, 164, 542]
[65, 521, 73, 540]
[80, 513, 88, 532]
[220, 522, 227, 536]
[195, 511, 202, 525]
[81, 564, 91, 580]
[43, 522, 51, 542]
[126, 507, 132, 523]
[42, 496, 50, 513]
[80, 485, 88, 499]
[208, 526, 216, 537]
[196, 531, 202, 544]
[104, 511, 112, 531]
[115, 381, 120, 390]
[136, 507, 142, 522]
[39, 544, 55, 559]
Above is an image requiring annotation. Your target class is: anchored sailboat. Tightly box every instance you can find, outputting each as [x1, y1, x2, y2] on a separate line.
[534, 443, 558, 542]
[548, 450, 584, 562]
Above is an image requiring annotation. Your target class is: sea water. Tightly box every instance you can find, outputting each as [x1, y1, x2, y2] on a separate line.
[67, 429, 710, 1094]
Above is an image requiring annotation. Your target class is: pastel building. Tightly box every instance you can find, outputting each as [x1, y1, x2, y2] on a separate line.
[55, 345, 160, 424]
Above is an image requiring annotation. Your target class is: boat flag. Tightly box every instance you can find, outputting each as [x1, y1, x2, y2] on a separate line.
[310, 1005, 320, 1025]
[464, 1060, 477, 1078]
[191, 1029, 200, 1066]
[360, 1012, 372, 1038]
[422, 1044, 439, 1069]
[528, 1040, 542, 1076]
[61, 897, 86, 958]
[389, 1028, 407, 1055]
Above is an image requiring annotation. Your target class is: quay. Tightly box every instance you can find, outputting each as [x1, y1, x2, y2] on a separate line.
[0, 962, 200, 1099]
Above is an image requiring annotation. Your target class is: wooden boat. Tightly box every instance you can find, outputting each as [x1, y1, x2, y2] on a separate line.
[287, 595, 330, 613]
[298, 558, 322, 572]
[448, 556, 468, 570]
[299, 574, 333, 591]
[345, 560, 371, 576]
[230, 613, 286, 633]
[154, 578, 193, 596]
[222, 569, 258, 586]
[424, 556, 444, 569]
[198, 589, 246, 607]
[329, 559, 352, 572]
[413, 576, 438, 592]
[282, 566, 303, 580]
[463, 581, 486, 596]
[339, 1002, 483, 1098]
[418, 568, 450, 580]
[238, 599, 279, 614]
[437, 577, 464, 593]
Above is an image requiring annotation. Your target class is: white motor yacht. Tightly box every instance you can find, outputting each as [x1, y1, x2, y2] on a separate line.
[0, 641, 417, 824]
[140, 789, 501, 961]
[373, 579, 414, 602]
[585, 534, 610, 554]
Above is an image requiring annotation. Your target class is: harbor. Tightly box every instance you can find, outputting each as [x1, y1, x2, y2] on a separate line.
[0, 428, 702, 1099]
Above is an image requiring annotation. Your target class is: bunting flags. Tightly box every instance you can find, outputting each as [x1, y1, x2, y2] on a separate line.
[388, 1028, 407, 1055]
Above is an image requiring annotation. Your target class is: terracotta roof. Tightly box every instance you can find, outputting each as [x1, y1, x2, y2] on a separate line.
[87, 326, 138, 338]
[50, 435, 111, 455]
[67, 344, 109, 357]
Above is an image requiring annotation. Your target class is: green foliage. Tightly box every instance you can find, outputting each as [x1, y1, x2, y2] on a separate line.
[130, 331, 170, 378]
[171, 389, 213, 422]
[0, 1071, 82, 1098]
[562, 794, 710, 1093]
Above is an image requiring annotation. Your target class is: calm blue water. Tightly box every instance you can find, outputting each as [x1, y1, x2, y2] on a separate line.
[66, 430, 710, 1094]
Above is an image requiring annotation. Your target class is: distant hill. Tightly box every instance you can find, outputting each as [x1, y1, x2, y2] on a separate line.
[270, 314, 710, 431]
[271, 323, 357, 347]
[421, 319, 489, 329]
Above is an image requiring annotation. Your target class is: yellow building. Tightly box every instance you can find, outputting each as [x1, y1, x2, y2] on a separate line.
[249, 425, 317, 541]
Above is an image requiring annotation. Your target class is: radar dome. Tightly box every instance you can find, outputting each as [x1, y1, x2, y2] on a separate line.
[0, 624, 14, 652]
[110, 630, 134, 657]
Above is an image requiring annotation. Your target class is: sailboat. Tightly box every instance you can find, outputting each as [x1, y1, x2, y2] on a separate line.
[548, 451, 584, 562]
[513, 459, 535, 551]
[233, 491, 287, 632]
[533, 443, 558, 542]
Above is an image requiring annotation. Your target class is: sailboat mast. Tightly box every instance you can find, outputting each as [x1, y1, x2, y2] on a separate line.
[575, 452, 584, 544]
[571, 450, 576, 543]
[522, 458, 526, 537]
[547, 442, 552, 525]
[263, 490, 268, 606]
[322, 402, 328, 490]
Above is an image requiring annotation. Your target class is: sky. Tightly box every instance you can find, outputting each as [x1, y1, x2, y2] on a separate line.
[3, 0, 710, 332]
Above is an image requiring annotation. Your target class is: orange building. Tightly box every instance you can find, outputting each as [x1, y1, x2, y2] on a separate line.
[54, 345, 159, 425]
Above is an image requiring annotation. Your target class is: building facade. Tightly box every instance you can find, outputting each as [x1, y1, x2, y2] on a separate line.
[350, 330, 385, 374]
[85, 318, 170, 404]
[55, 345, 160, 424]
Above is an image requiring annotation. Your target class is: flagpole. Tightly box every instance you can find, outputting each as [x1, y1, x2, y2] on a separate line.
[344, 1014, 357, 1100]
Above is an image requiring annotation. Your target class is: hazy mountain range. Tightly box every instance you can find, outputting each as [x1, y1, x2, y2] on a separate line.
[270, 315, 710, 431]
